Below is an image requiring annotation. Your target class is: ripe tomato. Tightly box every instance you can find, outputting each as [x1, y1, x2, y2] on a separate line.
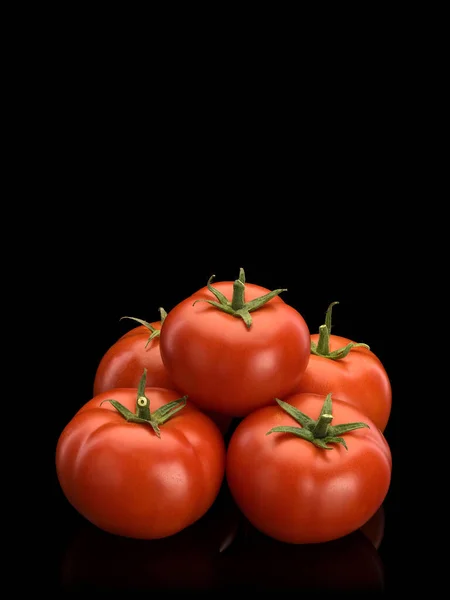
[294, 302, 392, 431]
[56, 373, 226, 539]
[93, 310, 231, 435]
[93, 309, 174, 395]
[159, 269, 310, 417]
[226, 391, 392, 544]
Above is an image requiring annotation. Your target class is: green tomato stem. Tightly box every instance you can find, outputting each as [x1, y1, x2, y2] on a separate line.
[231, 279, 246, 311]
[100, 369, 187, 438]
[193, 268, 287, 329]
[310, 302, 370, 360]
[316, 324, 330, 355]
[312, 413, 333, 438]
[266, 394, 369, 450]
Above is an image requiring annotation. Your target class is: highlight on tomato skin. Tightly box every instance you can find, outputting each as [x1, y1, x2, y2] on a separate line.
[226, 392, 392, 545]
[56, 377, 227, 540]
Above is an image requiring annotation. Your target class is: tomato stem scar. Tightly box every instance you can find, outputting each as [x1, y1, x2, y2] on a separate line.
[310, 302, 370, 360]
[266, 393, 369, 450]
[192, 268, 287, 329]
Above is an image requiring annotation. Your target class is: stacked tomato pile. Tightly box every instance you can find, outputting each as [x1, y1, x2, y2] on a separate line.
[56, 269, 392, 545]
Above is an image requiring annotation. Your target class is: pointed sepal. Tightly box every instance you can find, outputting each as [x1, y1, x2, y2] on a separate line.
[266, 393, 370, 451]
[98, 369, 187, 438]
[311, 302, 370, 359]
[192, 269, 287, 329]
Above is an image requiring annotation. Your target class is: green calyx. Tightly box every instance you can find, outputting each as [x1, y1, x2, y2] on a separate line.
[266, 393, 369, 450]
[192, 268, 287, 328]
[100, 368, 187, 438]
[120, 307, 167, 348]
[310, 301, 370, 360]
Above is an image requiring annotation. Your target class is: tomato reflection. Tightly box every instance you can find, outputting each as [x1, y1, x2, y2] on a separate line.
[60, 482, 385, 593]
[224, 510, 385, 592]
[359, 504, 385, 549]
[59, 482, 239, 593]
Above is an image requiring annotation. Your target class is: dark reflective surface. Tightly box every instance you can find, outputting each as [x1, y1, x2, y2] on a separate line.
[58, 482, 240, 594]
[57, 480, 385, 595]
[222, 511, 384, 593]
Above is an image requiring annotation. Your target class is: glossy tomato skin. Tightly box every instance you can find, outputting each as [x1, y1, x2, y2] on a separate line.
[93, 322, 174, 396]
[56, 387, 226, 539]
[295, 334, 392, 431]
[226, 392, 392, 544]
[159, 281, 311, 417]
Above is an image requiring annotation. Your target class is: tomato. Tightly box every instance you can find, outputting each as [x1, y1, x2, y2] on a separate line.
[93, 309, 174, 395]
[159, 269, 310, 417]
[93, 310, 232, 435]
[294, 302, 392, 431]
[56, 371, 226, 539]
[226, 391, 392, 544]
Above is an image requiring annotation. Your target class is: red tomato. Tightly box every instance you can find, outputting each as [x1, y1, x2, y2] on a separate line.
[93, 311, 232, 435]
[226, 392, 392, 544]
[56, 380, 226, 539]
[93, 311, 174, 395]
[294, 302, 392, 431]
[159, 269, 310, 417]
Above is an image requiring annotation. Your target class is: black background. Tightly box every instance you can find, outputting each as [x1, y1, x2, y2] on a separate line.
[26, 33, 437, 594]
